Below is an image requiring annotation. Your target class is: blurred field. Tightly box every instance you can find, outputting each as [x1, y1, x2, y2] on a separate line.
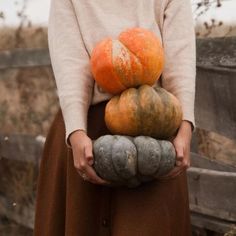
[196, 22, 236, 38]
[196, 129, 236, 167]
[0, 26, 58, 137]
[0, 26, 48, 50]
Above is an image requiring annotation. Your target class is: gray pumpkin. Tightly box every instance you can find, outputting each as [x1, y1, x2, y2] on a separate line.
[93, 135, 176, 188]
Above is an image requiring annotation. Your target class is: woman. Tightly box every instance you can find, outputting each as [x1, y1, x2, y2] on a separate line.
[34, 0, 196, 235]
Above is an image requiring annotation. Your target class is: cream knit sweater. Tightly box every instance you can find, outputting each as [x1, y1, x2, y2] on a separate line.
[48, 0, 196, 145]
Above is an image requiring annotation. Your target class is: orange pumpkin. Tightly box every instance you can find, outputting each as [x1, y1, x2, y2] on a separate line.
[105, 85, 182, 139]
[91, 28, 164, 94]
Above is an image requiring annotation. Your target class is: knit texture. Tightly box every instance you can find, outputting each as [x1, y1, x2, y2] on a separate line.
[48, 0, 196, 146]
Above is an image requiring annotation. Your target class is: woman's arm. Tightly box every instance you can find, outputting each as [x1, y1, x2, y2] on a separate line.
[48, 0, 94, 146]
[160, 0, 196, 176]
[48, 0, 109, 185]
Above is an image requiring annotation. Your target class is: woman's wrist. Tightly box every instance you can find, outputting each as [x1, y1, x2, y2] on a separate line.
[176, 120, 193, 141]
[181, 120, 193, 132]
[69, 130, 87, 147]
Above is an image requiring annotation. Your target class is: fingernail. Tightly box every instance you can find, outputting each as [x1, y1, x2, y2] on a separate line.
[176, 161, 182, 166]
[88, 160, 94, 165]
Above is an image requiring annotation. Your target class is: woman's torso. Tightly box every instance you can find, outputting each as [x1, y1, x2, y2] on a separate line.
[72, 0, 167, 104]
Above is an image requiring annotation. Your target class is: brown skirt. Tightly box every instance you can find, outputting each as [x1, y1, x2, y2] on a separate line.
[33, 101, 192, 236]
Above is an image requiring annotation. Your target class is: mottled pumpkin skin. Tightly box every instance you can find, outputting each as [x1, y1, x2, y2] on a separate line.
[105, 85, 183, 139]
[93, 135, 176, 188]
[90, 28, 164, 94]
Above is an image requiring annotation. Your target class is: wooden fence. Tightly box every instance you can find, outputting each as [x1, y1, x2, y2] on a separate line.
[189, 37, 236, 234]
[0, 37, 236, 234]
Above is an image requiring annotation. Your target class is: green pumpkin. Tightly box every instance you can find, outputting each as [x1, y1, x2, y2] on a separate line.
[93, 135, 175, 188]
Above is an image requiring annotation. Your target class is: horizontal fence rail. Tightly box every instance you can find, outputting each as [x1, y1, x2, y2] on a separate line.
[0, 37, 235, 70]
[0, 48, 50, 69]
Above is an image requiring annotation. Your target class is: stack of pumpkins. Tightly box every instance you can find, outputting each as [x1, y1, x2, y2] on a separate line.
[90, 28, 182, 188]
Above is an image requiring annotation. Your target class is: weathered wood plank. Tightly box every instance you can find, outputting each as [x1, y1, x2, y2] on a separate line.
[197, 37, 236, 69]
[0, 157, 37, 229]
[190, 152, 236, 172]
[0, 218, 33, 236]
[187, 167, 236, 222]
[195, 67, 236, 139]
[0, 48, 50, 69]
[0, 134, 43, 163]
[0, 134, 43, 229]
[191, 212, 236, 234]
[195, 37, 236, 139]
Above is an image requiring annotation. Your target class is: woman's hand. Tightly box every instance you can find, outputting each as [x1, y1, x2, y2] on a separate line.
[160, 120, 193, 179]
[69, 130, 110, 185]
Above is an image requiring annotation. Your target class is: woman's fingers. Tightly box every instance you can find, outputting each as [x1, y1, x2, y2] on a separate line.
[159, 165, 186, 180]
[76, 160, 110, 185]
[159, 120, 193, 180]
[160, 142, 189, 180]
[174, 142, 184, 165]
[175, 160, 182, 167]
[74, 143, 110, 185]
[84, 143, 94, 166]
[173, 138, 191, 168]
[79, 165, 110, 185]
[176, 143, 190, 168]
[83, 142, 110, 184]
[70, 130, 110, 185]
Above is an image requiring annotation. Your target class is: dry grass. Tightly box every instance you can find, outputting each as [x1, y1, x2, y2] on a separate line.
[197, 129, 236, 167]
[0, 26, 58, 136]
[195, 23, 236, 38]
[0, 26, 48, 51]
[224, 225, 236, 236]
[0, 67, 58, 136]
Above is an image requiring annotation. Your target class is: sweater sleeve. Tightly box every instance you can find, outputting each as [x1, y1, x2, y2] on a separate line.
[161, 0, 196, 128]
[48, 0, 94, 146]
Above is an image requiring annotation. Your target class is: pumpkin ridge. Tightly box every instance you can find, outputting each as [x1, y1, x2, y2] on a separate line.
[155, 87, 169, 138]
[121, 41, 156, 85]
[134, 136, 161, 176]
[111, 135, 138, 181]
[93, 135, 120, 182]
[106, 89, 140, 136]
[154, 139, 164, 176]
[90, 38, 126, 94]
[111, 40, 131, 89]
[135, 87, 144, 135]
[116, 39, 144, 87]
[169, 93, 183, 132]
[139, 85, 163, 135]
[105, 96, 120, 134]
[118, 28, 164, 85]
[152, 87, 166, 137]
[156, 88, 180, 138]
[110, 135, 126, 181]
[154, 140, 176, 177]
